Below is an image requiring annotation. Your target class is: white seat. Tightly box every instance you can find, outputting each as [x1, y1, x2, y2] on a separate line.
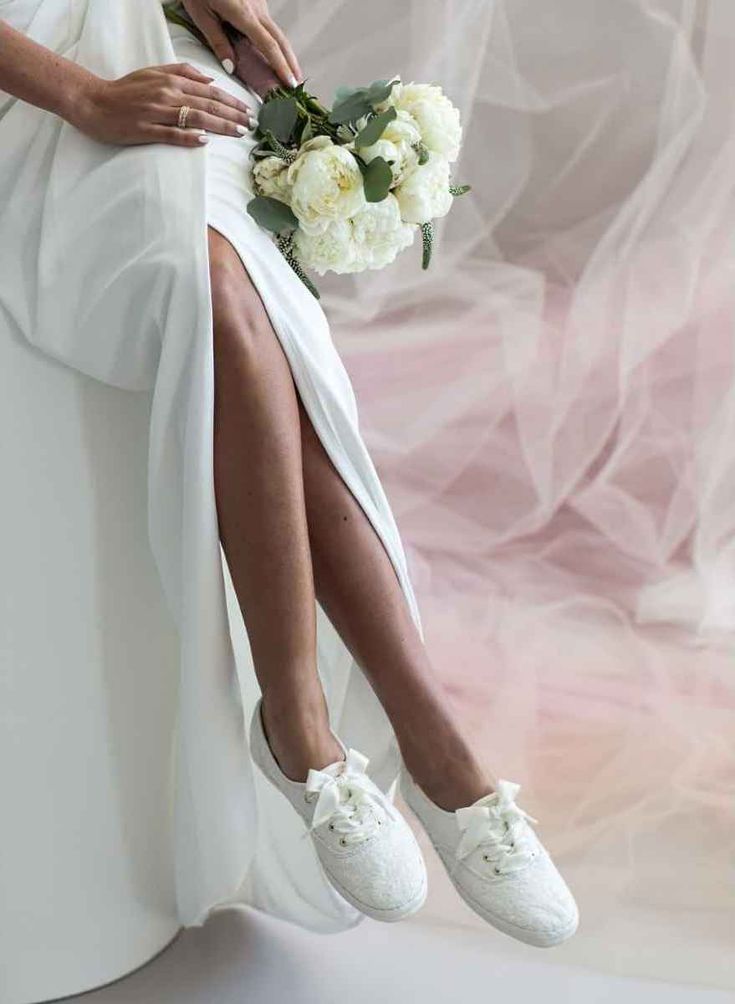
[0, 320, 181, 1002]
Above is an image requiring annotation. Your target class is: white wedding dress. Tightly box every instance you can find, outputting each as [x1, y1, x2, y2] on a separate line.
[0, 0, 424, 932]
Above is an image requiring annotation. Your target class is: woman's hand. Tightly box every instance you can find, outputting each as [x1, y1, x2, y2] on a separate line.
[69, 62, 255, 147]
[182, 0, 302, 87]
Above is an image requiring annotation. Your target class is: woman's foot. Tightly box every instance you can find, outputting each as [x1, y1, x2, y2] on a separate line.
[400, 766, 579, 947]
[260, 686, 345, 782]
[249, 696, 428, 922]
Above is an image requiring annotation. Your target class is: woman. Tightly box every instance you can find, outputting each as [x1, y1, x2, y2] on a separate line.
[0, 0, 577, 946]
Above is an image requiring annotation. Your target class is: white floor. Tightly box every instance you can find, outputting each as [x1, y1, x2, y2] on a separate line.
[59, 908, 733, 1004]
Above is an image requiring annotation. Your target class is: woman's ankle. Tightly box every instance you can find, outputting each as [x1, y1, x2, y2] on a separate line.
[260, 688, 344, 782]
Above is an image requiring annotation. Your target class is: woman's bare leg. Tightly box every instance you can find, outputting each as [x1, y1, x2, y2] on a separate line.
[210, 226, 491, 809]
[298, 397, 494, 811]
[209, 228, 343, 781]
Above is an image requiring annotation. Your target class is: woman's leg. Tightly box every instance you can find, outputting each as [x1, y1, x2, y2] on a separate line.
[209, 227, 343, 781]
[210, 227, 491, 809]
[298, 396, 494, 811]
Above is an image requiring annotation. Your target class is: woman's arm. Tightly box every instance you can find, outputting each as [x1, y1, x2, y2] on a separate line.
[0, 18, 253, 147]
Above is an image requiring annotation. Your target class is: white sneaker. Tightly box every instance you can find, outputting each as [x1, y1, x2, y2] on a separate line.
[249, 697, 428, 922]
[400, 767, 579, 946]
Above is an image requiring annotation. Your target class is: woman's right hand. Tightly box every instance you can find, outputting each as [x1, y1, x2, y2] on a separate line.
[69, 62, 254, 147]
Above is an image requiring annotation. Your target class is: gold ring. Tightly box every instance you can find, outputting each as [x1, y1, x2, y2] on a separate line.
[178, 105, 191, 129]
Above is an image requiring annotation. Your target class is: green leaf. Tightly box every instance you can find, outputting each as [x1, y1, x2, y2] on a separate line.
[247, 195, 298, 234]
[358, 156, 393, 202]
[300, 117, 313, 143]
[366, 78, 399, 106]
[420, 221, 434, 270]
[262, 130, 297, 163]
[258, 96, 299, 142]
[414, 142, 430, 166]
[355, 107, 397, 148]
[449, 184, 472, 196]
[334, 85, 364, 104]
[329, 89, 372, 125]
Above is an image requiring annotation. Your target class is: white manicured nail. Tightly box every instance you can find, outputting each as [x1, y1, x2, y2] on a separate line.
[222, 58, 235, 74]
[236, 124, 248, 135]
[289, 75, 299, 88]
[197, 133, 209, 144]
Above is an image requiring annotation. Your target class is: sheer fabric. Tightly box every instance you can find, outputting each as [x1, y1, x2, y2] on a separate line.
[268, 0, 735, 988]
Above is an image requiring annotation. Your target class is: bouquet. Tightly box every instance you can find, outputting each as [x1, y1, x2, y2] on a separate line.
[163, 6, 470, 298]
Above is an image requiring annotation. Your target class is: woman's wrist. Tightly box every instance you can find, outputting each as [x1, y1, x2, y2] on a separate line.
[55, 66, 103, 131]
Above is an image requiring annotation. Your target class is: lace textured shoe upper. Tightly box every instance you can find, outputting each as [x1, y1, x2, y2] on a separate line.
[248, 698, 428, 922]
[400, 767, 579, 947]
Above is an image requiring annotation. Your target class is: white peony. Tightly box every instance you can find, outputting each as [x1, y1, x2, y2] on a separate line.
[287, 136, 365, 234]
[359, 110, 422, 186]
[252, 155, 292, 203]
[294, 194, 415, 275]
[293, 219, 357, 275]
[395, 154, 453, 224]
[388, 82, 462, 163]
[349, 195, 416, 270]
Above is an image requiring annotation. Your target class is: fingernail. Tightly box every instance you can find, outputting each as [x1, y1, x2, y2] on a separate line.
[289, 74, 299, 88]
[236, 124, 248, 135]
[197, 133, 209, 144]
[222, 58, 235, 75]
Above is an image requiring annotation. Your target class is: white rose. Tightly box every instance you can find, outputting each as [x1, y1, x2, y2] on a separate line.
[287, 137, 365, 234]
[349, 195, 416, 270]
[294, 219, 357, 275]
[389, 82, 462, 163]
[359, 110, 422, 186]
[395, 154, 453, 224]
[252, 156, 292, 203]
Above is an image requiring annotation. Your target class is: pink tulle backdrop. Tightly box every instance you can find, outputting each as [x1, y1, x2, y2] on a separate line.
[275, 0, 735, 987]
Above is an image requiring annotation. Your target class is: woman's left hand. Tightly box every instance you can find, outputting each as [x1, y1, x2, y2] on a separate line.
[182, 0, 302, 87]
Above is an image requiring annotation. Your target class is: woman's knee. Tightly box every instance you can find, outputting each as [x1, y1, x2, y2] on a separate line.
[208, 229, 271, 362]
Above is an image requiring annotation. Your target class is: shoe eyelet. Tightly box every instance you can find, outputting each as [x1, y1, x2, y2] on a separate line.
[494, 867, 502, 875]
[339, 837, 347, 846]
[482, 854, 491, 862]
[328, 823, 335, 830]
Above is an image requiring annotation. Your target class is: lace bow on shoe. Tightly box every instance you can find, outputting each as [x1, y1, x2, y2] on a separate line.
[302, 748, 401, 847]
[454, 779, 539, 875]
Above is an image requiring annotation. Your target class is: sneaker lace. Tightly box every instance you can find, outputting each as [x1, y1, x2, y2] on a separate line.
[454, 779, 539, 875]
[301, 748, 400, 847]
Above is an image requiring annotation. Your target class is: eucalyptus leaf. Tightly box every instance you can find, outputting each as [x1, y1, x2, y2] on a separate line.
[359, 156, 393, 202]
[247, 195, 298, 234]
[334, 85, 363, 104]
[329, 89, 372, 125]
[355, 107, 397, 148]
[258, 96, 299, 142]
[366, 78, 399, 106]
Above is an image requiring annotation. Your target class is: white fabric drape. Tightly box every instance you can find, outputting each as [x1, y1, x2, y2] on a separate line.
[0, 0, 425, 934]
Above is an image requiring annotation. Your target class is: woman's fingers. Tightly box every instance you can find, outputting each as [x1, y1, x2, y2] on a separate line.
[227, 11, 296, 86]
[262, 17, 302, 83]
[186, 6, 236, 74]
[161, 61, 215, 84]
[141, 124, 211, 147]
[154, 101, 252, 136]
[179, 79, 252, 118]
